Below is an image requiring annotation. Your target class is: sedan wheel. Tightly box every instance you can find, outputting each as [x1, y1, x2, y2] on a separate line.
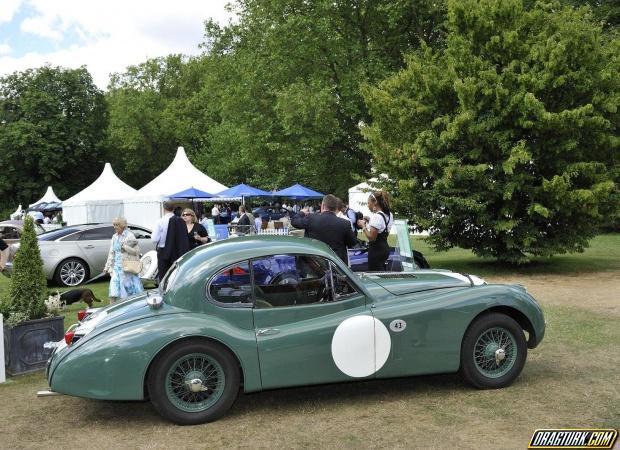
[460, 313, 527, 389]
[54, 258, 89, 287]
[148, 341, 239, 424]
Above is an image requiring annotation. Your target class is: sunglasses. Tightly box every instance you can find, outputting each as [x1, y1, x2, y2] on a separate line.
[182, 213, 194, 217]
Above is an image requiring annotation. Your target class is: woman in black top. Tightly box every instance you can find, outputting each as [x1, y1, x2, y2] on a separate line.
[181, 208, 211, 250]
[357, 190, 394, 271]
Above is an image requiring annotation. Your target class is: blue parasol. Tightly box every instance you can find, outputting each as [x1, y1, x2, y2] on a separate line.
[272, 183, 324, 200]
[168, 187, 215, 200]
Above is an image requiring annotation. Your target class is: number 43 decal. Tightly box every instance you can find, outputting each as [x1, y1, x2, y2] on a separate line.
[389, 319, 407, 332]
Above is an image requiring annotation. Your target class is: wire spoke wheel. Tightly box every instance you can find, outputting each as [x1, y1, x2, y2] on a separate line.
[473, 327, 517, 378]
[460, 313, 527, 389]
[164, 353, 226, 413]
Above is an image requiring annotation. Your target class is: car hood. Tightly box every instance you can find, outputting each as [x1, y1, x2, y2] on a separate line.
[359, 270, 481, 295]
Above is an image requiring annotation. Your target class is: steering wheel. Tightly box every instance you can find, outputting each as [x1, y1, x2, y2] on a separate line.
[270, 272, 299, 286]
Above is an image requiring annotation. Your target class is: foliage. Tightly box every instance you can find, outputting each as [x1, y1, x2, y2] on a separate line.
[6, 216, 48, 324]
[0, 66, 108, 212]
[105, 0, 448, 197]
[105, 55, 195, 189]
[363, 0, 620, 262]
[559, 0, 620, 32]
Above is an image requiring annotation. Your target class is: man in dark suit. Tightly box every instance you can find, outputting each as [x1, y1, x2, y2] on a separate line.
[153, 201, 190, 282]
[291, 194, 357, 263]
[160, 211, 190, 279]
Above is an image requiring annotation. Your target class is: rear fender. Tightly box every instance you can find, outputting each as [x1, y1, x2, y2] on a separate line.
[49, 313, 260, 400]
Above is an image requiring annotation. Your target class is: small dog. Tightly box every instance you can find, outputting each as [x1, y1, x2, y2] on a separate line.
[58, 289, 101, 308]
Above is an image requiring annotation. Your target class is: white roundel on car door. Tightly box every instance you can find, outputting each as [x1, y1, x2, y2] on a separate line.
[331, 315, 391, 377]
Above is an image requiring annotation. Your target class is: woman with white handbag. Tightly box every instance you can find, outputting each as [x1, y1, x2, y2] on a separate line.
[103, 217, 144, 303]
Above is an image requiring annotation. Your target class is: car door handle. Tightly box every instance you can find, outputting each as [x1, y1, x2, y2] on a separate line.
[83, 245, 95, 249]
[256, 328, 280, 336]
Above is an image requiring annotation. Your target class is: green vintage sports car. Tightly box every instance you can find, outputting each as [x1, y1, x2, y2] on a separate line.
[43, 235, 545, 425]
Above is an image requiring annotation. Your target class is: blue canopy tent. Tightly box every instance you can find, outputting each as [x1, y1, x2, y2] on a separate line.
[272, 183, 324, 200]
[168, 187, 215, 218]
[168, 187, 215, 200]
[215, 183, 272, 204]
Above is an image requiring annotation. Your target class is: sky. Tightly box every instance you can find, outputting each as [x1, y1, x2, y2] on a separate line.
[0, 0, 234, 89]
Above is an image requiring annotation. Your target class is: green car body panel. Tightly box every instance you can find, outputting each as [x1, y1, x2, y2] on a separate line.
[47, 235, 545, 400]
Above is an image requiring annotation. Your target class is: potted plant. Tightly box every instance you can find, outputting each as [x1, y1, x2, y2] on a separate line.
[1, 215, 64, 375]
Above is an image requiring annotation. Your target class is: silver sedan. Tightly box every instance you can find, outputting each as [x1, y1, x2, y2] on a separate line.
[9, 224, 156, 287]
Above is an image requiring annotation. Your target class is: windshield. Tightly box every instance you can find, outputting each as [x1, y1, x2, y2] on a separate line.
[38, 228, 80, 241]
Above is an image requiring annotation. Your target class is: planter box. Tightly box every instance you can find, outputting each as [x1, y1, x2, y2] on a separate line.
[3, 316, 64, 376]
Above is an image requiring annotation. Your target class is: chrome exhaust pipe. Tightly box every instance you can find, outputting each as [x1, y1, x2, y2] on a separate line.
[37, 390, 63, 397]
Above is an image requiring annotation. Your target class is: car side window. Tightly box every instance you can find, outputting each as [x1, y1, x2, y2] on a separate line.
[252, 255, 298, 308]
[208, 262, 253, 306]
[0, 226, 19, 240]
[78, 227, 115, 241]
[129, 226, 151, 239]
[252, 255, 332, 308]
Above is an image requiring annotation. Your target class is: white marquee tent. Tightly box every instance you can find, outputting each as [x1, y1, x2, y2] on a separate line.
[9, 204, 23, 220]
[29, 186, 62, 208]
[124, 147, 228, 229]
[62, 163, 138, 225]
[348, 180, 375, 218]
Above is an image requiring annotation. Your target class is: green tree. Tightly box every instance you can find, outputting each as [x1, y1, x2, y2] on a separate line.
[0, 66, 108, 213]
[192, 0, 447, 195]
[559, 0, 620, 32]
[105, 55, 197, 188]
[363, 0, 620, 262]
[6, 216, 47, 323]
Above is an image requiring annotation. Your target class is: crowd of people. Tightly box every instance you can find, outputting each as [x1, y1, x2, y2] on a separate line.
[89, 190, 394, 303]
[291, 191, 394, 271]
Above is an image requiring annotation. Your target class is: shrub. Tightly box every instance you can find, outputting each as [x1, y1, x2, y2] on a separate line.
[6, 215, 47, 323]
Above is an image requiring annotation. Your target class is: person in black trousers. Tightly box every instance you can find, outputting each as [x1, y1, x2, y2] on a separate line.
[153, 201, 190, 282]
[291, 194, 357, 264]
[357, 190, 394, 271]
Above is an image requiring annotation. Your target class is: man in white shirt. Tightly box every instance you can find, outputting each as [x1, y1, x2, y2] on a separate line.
[211, 204, 220, 224]
[152, 201, 175, 281]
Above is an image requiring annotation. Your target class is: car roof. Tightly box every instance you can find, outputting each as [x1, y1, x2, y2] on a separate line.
[180, 235, 338, 269]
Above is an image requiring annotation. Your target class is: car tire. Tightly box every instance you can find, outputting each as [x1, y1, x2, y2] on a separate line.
[140, 250, 158, 279]
[54, 257, 90, 287]
[460, 313, 527, 389]
[147, 340, 240, 425]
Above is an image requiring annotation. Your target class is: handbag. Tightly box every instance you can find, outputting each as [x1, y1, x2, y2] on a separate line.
[122, 259, 142, 275]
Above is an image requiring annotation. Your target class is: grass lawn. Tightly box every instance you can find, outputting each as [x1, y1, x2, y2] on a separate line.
[0, 234, 618, 449]
[408, 233, 620, 276]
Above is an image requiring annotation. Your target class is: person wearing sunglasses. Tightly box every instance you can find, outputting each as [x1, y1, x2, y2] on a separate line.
[181, 208, 211, 250]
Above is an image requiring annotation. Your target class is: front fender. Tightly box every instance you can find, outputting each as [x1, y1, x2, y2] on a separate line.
[49, 313, 260, 400]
